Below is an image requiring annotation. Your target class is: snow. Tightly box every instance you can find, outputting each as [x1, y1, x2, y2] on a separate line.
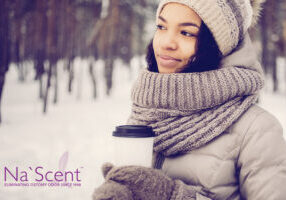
[0, 57, 285, 200]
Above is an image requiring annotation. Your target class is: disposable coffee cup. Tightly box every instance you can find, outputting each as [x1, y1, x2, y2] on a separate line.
[112, 125, 155, 167]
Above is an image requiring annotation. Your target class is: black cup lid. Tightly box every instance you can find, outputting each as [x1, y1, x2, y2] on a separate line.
[113, 125, 155, 138]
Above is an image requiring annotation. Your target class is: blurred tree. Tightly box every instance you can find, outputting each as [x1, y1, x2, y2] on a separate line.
[0, 0, 285, 120]
[89, 0, 149, 95]
[76, 0, 101, 98]
[34, 0, 48, 99]
[12, 0, 26, 82]
[43, 0, 58, 113]
[0, 0, 11, 124]
[91, 0, 119, 96]
[65, 0, 77, 94]
[89, 61, 97, 99]
[260, 0, 286, 92]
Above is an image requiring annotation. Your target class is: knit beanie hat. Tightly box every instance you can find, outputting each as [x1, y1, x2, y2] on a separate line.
[156, 0, 266, 56]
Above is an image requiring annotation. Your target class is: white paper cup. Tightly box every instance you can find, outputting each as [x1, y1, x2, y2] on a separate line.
[112, 125, 155, 167]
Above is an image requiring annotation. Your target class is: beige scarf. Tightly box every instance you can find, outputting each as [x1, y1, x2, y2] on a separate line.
[127, 34, 264, 156]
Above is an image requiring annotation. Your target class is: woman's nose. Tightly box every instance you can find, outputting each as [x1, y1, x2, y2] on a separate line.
[161, 32, 178, 50]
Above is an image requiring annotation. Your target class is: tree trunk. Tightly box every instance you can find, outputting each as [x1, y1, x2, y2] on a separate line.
[0, 0, 10, 124]
[105, 58, 113, 96]
[68, 58, 74, 93]
[34, 0, 47, 101]
[76, 62, 83, 100]
[44, 0, 57, 112]
[39, 75, 43, 99]
[260, 4, 269, 74]
[273, 57, 278, 92]
[271, 0, 279, 92]
[43, 62, 53, 113]
[53, 63, 58, 104]
[14, 0, 25, 82]
[89, 62, 97, 99]
[260, 0, 279, 93]
[270, 50, 278, 92]
[0, 76, 5, 123]
[19, 63, 25, 82]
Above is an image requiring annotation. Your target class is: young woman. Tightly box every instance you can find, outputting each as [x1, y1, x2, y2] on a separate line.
[93, 1, 286, 199]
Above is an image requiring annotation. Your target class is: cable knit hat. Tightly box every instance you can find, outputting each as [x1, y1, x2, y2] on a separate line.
[156, 0, 266, 56]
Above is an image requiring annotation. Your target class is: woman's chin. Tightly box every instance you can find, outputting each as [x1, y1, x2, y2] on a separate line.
[158, 66, 183, 74]
[158, 68, 175, 74]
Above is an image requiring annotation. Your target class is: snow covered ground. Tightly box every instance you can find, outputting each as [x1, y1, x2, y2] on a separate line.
[0, 58, 285, 200]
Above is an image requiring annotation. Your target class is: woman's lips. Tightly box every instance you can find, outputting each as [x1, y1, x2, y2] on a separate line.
[157, 55, 181, 68]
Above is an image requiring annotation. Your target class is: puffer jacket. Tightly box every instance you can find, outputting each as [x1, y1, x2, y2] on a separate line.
[161, 105, 286, 199]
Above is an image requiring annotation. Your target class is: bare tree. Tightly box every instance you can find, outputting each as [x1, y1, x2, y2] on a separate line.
[43, 0, 57, 113]
[0, 0, 11, 123]
[34, 0, 48, 99]
[260, 0, 286, 92]
[89, 61, 97, 99]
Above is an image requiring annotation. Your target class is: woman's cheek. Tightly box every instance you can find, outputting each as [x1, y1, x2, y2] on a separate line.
[182, 41, 196, 59]
[153, 32, 160, 53]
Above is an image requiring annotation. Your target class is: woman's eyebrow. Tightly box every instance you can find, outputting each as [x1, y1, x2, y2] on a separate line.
[158, 16, 200, 29]
[179, 22, 200, 29]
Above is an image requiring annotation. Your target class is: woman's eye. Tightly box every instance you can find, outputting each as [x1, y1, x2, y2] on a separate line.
[181, 31, 196, 37]
[156, 24, 166, 30]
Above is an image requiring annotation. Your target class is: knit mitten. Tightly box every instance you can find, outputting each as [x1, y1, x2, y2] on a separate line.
[92, 163, 134, 200]
[92, 180, 133, 200]
[103, 163, 197, 200]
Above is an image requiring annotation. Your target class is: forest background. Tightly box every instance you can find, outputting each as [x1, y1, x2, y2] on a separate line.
[0, 0, 286, 119]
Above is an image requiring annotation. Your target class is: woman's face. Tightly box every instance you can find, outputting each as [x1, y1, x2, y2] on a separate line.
[153, 3, 202, 73]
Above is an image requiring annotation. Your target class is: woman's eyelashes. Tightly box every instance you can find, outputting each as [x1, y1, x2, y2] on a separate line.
[156, 24, 166, 30]
[181, 30, 197, 38]
[156, 24, 197, 38]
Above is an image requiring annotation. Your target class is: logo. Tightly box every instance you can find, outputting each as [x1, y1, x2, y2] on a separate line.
[2, 151, 83, 188]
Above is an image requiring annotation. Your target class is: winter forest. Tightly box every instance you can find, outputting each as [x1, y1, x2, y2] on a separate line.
[0, 0, 157, 120]
[0, 0, 286, 120]
[0, 0, 286, 199]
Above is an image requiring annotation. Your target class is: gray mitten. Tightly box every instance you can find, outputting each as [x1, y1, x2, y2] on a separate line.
[92, 180, 133, 200]
[104, 163, 196, 200]
[92, 163, 133, 200]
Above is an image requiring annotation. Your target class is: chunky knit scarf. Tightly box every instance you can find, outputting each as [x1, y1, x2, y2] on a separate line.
[127, 34, 264, 156]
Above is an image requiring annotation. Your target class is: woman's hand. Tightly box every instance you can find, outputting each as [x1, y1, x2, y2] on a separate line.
[92, 180, 133, 200]
[104, 163, 175, 200]
[93, 163, 198, 200]
[93, 163, 133, 200]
